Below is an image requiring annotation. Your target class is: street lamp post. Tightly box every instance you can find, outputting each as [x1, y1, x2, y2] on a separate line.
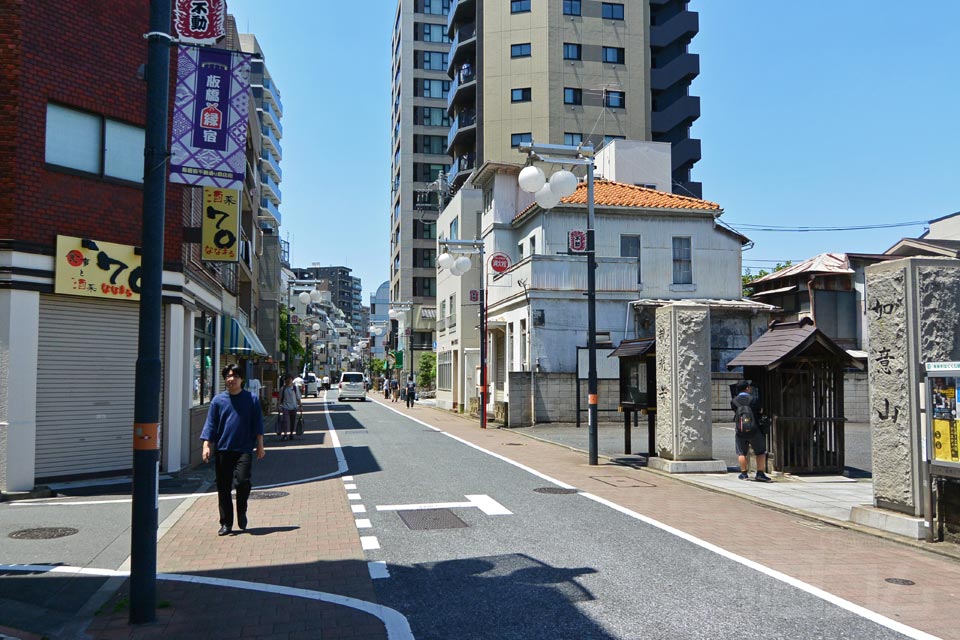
[438, 239, 487, 429]
[389, 302, 413, 383]
[517, 142, 598, 464]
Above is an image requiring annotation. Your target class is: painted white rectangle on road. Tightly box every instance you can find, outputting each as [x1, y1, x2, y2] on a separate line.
[348, 493, 362, 501]
[368, 561, 390, 580]
[351, 504, 367, 513]
[376, 494, 511, 516]
[360, 536, 380, 550]
[355, 519, 372, 529]
[344, 484, 357, 490]
[465, 494, 512, 515]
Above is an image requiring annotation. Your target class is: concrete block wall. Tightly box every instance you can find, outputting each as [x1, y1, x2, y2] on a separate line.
[843, 371, 870, 423]
[507, 372, 619, 426]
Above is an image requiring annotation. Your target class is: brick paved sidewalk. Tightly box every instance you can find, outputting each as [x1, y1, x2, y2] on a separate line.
[83, 407, 388, 640]
[380, 396, 960, 640]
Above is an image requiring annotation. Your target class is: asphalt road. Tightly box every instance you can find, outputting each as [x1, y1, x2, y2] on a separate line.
[327, 393, 904, 640]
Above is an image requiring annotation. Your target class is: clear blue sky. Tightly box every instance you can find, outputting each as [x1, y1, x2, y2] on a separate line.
[225, 0, 959, 295]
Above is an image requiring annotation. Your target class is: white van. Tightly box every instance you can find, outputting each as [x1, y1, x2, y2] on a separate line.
[339, 371, 367, 401]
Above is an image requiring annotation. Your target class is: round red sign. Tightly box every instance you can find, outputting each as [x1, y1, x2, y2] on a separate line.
[489, 252, 511, 273]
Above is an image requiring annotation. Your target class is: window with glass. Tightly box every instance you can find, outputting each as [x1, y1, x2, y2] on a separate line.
[417, 51, 448, 71]
[605, 90, 626, 108]
[416, 248, 437, 268]
[511, 43, 531, 58]
[672, 237, 692, 284]
[520, 319, 528, 369]
[564, 87, 582, 105]
[620, 235, 641, 284]
[418, 22, 451, 42]
[563, 43, 581, 60]
[449, 217, 459, 240]
[564, 132, 583, 146]
[438, 350, 453, 390]
[511, 132, 532, 148]
[603, 134, 626, 144]
[413, 162, 449, 182]
[449, 292, 456, 326]
[413, 277, 436, 297]
[45, 103, 145, 184]
[192, 313, 216, 406]
[416, 106, 451, 127]
[602, 2, 624, 19]
[415, 134, 447, 154]
[416, 78, 450, 99]
[420, 0, 450, 15]
[511, 87, 532, 102]
[414, 219, 437, 239]
[511, 0, 531, 12]
[563, 0, 581, 16]
[602, 46, 625, 64]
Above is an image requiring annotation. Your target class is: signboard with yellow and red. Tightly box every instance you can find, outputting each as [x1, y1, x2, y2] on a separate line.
[54, 235, 141, 301]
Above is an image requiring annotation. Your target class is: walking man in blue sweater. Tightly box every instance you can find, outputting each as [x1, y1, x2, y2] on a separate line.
[201, 363, 266, 536]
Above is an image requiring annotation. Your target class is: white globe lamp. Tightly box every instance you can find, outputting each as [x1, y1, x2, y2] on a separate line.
[452, 255, 472, 276]
[549, 169, 578, 198]
[534, 182, 561, 209]
[437, 252, 455, 270]
[310, 289, 323, 303]
[298, 291, 310, 304]
[518, 165, 546, 193]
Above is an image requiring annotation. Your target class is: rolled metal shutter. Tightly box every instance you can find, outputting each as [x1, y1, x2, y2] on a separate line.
[36, 295, 140, 480]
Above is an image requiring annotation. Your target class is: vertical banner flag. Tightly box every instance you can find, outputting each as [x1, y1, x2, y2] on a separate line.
[173, 0, 226, 45]
[202, 187, 241, 262]
[169, 46, 251, 190]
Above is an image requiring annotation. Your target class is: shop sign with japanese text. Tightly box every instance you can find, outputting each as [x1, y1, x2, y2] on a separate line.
[173, 0, 225, 45]
[202, 186, 240, 261]
[55, 235, 141, 301]
[169, 46, 251, 190]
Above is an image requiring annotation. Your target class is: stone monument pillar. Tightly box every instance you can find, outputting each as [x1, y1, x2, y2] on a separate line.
[861, 257, 960, 523]
[648, 302, 726, 473]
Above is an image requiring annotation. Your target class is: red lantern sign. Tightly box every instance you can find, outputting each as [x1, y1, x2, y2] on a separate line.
[174, 0, 226, 45]
[489, 252, 511, 274]
[569, 230, 587, 253]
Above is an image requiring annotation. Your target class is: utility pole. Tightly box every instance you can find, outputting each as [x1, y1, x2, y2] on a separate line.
[130, 0, 172, 624]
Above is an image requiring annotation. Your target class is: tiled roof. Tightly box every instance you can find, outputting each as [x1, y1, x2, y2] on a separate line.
[513, 179, 720, 222]
[752, 252, 854, 284]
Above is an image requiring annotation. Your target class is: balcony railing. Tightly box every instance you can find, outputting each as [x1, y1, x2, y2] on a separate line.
[486, 255, 642, 306]
[260, 197, 281, 225]
[446, 109, 477, 151]
[261, 124, 282, 155]
[261, 171, 282, 202]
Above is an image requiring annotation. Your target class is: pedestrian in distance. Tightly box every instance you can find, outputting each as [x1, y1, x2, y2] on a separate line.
[278, 374, 301, 441]
[731, 380, 772, 482]
[390, 376, 400, 402]
[201, 364, 266, 536]
[405, 375, 416, 408]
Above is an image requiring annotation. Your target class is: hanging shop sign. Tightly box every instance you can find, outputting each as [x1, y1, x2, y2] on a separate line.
[54, 235, 141, 301]
[169, 46, 251, 190]
[489, 252, 511, 274]
[568, 230, 587, 253]
[173, 0, 226, 45]
[201, 186, 240, 261]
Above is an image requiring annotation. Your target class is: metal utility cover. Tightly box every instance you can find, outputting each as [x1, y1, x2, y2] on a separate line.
[398, 508, 468, 530]
[590, 475, 655, 488]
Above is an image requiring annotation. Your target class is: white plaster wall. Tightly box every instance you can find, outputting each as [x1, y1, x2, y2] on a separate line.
[594, 140, 673, 191]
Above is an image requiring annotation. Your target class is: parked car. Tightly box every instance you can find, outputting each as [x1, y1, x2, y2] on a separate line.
[339, 371, 367, 401]
[302, 372, 319, 398]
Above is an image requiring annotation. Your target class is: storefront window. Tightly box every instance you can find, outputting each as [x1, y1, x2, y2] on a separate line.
[193, 313, 216, 405]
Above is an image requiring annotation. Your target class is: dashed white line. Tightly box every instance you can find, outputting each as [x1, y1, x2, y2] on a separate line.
[348, 493, 362, 501]
[344, 483, 357, 490]
[351, 504, 367, 514]
[355, 519, 372, 529]
[360, 536, 380, 550]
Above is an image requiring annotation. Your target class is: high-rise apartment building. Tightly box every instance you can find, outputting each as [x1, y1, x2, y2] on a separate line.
[390, 0, 701, 377]
[293, 266, 364, 334]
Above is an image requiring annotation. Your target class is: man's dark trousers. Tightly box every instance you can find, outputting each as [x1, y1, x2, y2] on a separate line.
[214, 450, 252, 528]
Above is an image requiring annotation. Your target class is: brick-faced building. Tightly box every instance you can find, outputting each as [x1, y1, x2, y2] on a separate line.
[0, 4, 279, 491]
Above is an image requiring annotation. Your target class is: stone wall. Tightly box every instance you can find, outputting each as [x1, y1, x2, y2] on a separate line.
[843, 371, 870, 423]
[507, 372, 620, 426]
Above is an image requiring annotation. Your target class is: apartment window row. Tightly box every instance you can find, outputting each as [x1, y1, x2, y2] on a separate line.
[561, 1, 622, 19]
[414, 134, 447, 155]
[563, 0, 581, 15]
[414, 78, 450, 99]
[414, 50, 449, 71]
[45, 103, 145, 184]
[413, 162, 449, 182]
[438, 351, 452, 391]
[413, 220, 436, 240]
[511, 0, 531, 13]
[414, 106, 451, 127]
[416, 0, 449, 16]
[511, 87, 532, 103]
[617, 236, 692, 285]
[563, 87, 626, 109]
[510, 43, 531, 58]
[510, 132, 532, 148]
[412, 277, 436, 297]
[413, 248, 436, 269]
[415, 22, 450, 43]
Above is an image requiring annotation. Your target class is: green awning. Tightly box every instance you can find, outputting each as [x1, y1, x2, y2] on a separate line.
[222, 316, 268, 357]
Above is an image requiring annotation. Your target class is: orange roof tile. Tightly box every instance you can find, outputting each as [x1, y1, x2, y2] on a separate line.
[514, 179, 720, 222]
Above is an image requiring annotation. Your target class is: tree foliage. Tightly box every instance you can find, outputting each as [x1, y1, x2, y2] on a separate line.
[279, 307, 306, 367]
[417, 352, 436, 390]
[369, 357, 385, 378]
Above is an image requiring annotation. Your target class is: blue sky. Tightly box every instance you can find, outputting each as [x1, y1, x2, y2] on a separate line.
[225, 0, 959, 295]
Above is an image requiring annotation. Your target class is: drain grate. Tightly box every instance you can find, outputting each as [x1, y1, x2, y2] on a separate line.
[885, 578, 915, 586]
[534, 487, 578, 495]
[9, 527, 79, 540]
[248, 490, 289, 500]
[398, 508, 468, 530]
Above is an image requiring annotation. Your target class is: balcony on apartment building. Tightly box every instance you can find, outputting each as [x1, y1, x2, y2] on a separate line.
[251, 69, 284, 116]
[650, 52, 699, 93]
[446, 21, 476, 76]
[447, 63, 476, 115]
[449, 152, 476, 188]
[446, 108, 477, 155]
[260, 149, 282, 182]
[649, 7, 698, 49]
[447, 0, 476, 34]
[651, 94, 700, 136]
[261, 123, 282, 156]
[256, 98, 283, 137]
[261, 171, 282, 203]
[260, 197, 281, 225]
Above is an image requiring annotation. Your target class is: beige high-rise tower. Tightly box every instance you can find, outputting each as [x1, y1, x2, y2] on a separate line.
[389, 0, 701, 375]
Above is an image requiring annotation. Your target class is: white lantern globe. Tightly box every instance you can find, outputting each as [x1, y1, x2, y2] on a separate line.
[298, 291, 311, 304]
[534, 183, 561, 209]
[549, 169, 578, 198]
[389, 309, 398, 319]
[518, 165, 546, 193]
[437, 252, 455, 269]
[312, 323, 321, 331]
[310, 289, 323, 303]
[452, 255, 472, 275]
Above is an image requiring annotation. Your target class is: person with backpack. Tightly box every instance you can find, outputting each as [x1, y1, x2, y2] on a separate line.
[389, 376, 400, 402]
[405, 376, 417, 408]
[731, 380, 772, 482]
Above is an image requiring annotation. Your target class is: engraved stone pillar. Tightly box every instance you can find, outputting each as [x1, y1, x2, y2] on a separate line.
[864, 257, 960, 516]
[648, 302, 725, 473]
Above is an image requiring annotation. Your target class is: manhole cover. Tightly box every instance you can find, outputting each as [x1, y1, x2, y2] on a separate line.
[248, 490, 289, 500]
[9, 527, 79, 540]
[533, 487, 578, 495]
[398, 509, 467, 530]
[885, 578, 915, 586]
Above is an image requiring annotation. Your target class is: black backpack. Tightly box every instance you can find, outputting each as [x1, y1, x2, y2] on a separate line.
[734, 394, 757, 435]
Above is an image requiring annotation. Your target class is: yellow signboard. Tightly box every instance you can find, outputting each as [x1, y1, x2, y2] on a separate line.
[54, 235, 141, 301]
[933, 418, 960, 463]
[202, 187, 241, 262]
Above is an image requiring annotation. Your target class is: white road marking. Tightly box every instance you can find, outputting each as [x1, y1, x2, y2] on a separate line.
[375, 494, 511, 516]
[368, 561, 390, 580]
[348, 493, 362, 501]
[344, 483, 357, 490]
[343, 476, 354, 482]
[355, 519, 372, 529]
[360, 536, 380, 550]
[351, 504, 367, 514]
[0, 564, 413, 640]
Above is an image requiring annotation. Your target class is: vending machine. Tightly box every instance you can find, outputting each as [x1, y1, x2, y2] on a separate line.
[924, 362, 960, 540]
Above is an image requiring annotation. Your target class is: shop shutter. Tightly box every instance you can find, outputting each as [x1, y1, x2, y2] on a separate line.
[36, 295, 140, 480]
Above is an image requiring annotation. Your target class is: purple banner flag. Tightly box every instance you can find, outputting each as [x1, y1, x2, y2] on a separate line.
[169, 46, 251, 190]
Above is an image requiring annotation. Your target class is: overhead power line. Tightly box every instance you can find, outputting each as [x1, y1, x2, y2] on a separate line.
[730, 220, 929, 232]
